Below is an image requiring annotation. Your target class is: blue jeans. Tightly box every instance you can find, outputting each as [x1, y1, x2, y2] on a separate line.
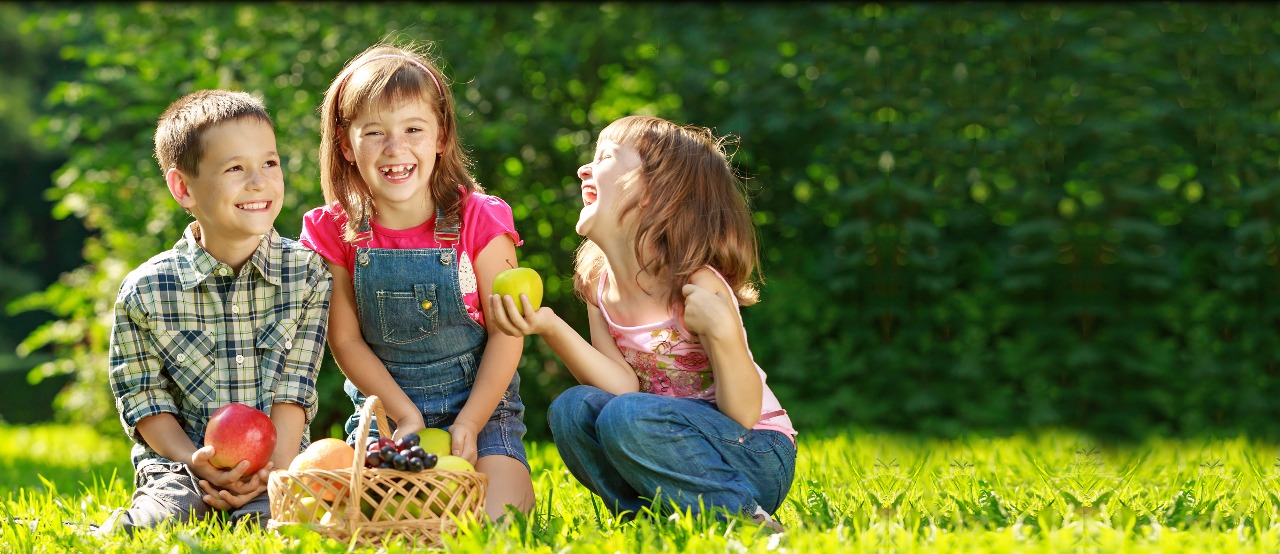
[548, 385, 796, 517]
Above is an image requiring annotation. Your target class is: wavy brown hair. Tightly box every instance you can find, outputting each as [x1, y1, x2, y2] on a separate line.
[573, 115, 761, 307]
[319, 40, 480, 242]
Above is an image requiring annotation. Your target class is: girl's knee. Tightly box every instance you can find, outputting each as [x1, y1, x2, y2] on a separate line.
[549, 384, 597, 410]
[548, 385, 607, 437]
[596, 393, 671, 442]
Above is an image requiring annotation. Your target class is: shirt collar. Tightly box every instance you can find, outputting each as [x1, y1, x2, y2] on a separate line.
[173, 222, 283, 289]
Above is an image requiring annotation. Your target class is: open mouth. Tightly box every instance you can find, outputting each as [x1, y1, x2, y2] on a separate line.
[236, 201, 271, 211]
[381, 164, 416, 180]
[581, 185, 598, 206]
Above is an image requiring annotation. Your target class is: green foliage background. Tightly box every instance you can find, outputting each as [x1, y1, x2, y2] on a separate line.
[9, 3, 1280, 442]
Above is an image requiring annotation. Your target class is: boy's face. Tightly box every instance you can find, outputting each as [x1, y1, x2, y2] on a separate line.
[168, 118, 283, 246]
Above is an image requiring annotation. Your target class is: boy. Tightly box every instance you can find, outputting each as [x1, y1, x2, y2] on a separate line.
[99, 90, 332, 534]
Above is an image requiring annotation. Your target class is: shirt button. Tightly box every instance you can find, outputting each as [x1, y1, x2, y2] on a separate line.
[231, 305, 240, 314]
[421, 300, 433, 310]
[218, 267, 231, 276]
[284, 340, 293, 350]
[235, 354, 244, 365]
[176, 354, 187, 363]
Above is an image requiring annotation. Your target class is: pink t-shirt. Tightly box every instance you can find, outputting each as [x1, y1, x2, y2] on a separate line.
[597, 267, 797, 440]
[299, 191, 521, 327]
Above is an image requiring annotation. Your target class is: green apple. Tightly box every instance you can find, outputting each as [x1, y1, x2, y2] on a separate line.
[419, 428, 452, 456]
[492, 266, 543, 315]
[434, 454, 475, 494]
[297, 496, 327, 523]
[318, 505, 345, 526]
[434, 454, 475, 472]
[360, 489, 383, 520]
[383, 493, 425, 519]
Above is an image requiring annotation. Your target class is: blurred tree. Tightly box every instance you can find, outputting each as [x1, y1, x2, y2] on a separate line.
[12, 3, 1280, 441]
[0, 3, 87, 425]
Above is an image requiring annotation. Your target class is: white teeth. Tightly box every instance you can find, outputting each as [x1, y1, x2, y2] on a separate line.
[238, 201, 268, 210]
[381, 164, 415, 175]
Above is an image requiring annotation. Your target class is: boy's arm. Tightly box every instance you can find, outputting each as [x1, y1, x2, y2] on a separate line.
[269, 403, 306, 470]
[268, 253, 333, 467]
[108, 286, 181, 445]
[450, 236, 524, 464]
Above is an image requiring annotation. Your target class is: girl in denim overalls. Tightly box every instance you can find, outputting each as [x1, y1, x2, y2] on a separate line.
[300, 42, 533, 520]
[489, 116, 796, 531]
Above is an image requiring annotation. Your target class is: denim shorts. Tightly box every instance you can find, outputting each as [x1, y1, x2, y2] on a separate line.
[344, 365, 529, 471]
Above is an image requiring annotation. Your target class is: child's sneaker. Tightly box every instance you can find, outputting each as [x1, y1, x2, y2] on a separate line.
[749, 505, 785, 533]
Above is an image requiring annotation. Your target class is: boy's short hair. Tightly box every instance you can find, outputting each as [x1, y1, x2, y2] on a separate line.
[153, 90, 275, 176]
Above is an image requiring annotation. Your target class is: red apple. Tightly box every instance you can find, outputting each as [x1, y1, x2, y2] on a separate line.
[493, 266, 543, 316]
[205, 403, 276, 474]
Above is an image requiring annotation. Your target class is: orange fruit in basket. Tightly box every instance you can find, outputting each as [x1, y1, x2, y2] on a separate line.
[290, 438, 355, 501]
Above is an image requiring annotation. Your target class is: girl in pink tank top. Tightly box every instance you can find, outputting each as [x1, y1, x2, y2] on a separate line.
[488, 115, 795, 532]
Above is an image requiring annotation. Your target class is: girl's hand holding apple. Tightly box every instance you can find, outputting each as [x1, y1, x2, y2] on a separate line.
[487, 293, 556, 338]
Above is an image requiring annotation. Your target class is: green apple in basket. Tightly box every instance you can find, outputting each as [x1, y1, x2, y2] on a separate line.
[297, 496, 328, 523]
[382, 493, 426, 519]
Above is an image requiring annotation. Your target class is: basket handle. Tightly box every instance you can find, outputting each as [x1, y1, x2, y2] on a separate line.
[348, 395, 390, 528]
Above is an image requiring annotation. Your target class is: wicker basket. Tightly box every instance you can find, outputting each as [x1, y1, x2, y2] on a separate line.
[267, 395, 487, 548]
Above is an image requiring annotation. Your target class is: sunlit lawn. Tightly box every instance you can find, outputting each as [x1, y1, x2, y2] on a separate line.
[1, 423, 1278, 552]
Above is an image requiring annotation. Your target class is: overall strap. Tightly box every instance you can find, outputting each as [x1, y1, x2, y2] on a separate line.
[353, 216, 375, 247]
[354, 207, 459, 245]
[434, 206, 460, 243]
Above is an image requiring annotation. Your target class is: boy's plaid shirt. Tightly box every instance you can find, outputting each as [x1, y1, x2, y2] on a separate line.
[108, 223, 332, 468]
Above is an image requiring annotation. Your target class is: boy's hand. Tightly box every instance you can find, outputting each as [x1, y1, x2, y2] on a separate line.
[190, 445, 272, 509]
[197, 477, 269, 510]
[680, 284, 736, 341]
[487, 294, 557, 338]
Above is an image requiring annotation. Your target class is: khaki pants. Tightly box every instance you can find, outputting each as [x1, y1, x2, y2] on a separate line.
[98, 461, 270, 535]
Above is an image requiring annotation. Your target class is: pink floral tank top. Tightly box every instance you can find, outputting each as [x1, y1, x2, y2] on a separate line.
[597, 268, 797, 440]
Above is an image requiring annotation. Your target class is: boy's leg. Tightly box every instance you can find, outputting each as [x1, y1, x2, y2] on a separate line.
[595, 393, 797, 516]
[228, 493, 271, 527]
[547, 385, 647, 515]
[98, 461, 213, 536]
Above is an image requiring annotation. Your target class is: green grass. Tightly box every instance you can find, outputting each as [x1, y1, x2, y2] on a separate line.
[1, 424, 1278, 552]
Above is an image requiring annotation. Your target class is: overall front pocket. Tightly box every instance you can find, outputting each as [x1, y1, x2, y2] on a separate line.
[375, 283, 439, 344]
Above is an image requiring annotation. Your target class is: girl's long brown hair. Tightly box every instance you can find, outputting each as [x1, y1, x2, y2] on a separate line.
[319, 41, 480, 242]
[574, 115, 762, 307]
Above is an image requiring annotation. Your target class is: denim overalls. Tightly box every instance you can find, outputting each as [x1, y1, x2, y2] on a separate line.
[342, 210, 527, 467]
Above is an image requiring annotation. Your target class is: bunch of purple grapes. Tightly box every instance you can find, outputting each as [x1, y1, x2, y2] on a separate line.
[364, 432, 438, 472]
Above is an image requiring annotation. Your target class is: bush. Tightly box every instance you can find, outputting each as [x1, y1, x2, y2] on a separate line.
[14, 4, 1280, 441]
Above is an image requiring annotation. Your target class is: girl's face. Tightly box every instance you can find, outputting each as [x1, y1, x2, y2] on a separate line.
[576, 139, 641, 239]
[342, 98, 445, 220]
